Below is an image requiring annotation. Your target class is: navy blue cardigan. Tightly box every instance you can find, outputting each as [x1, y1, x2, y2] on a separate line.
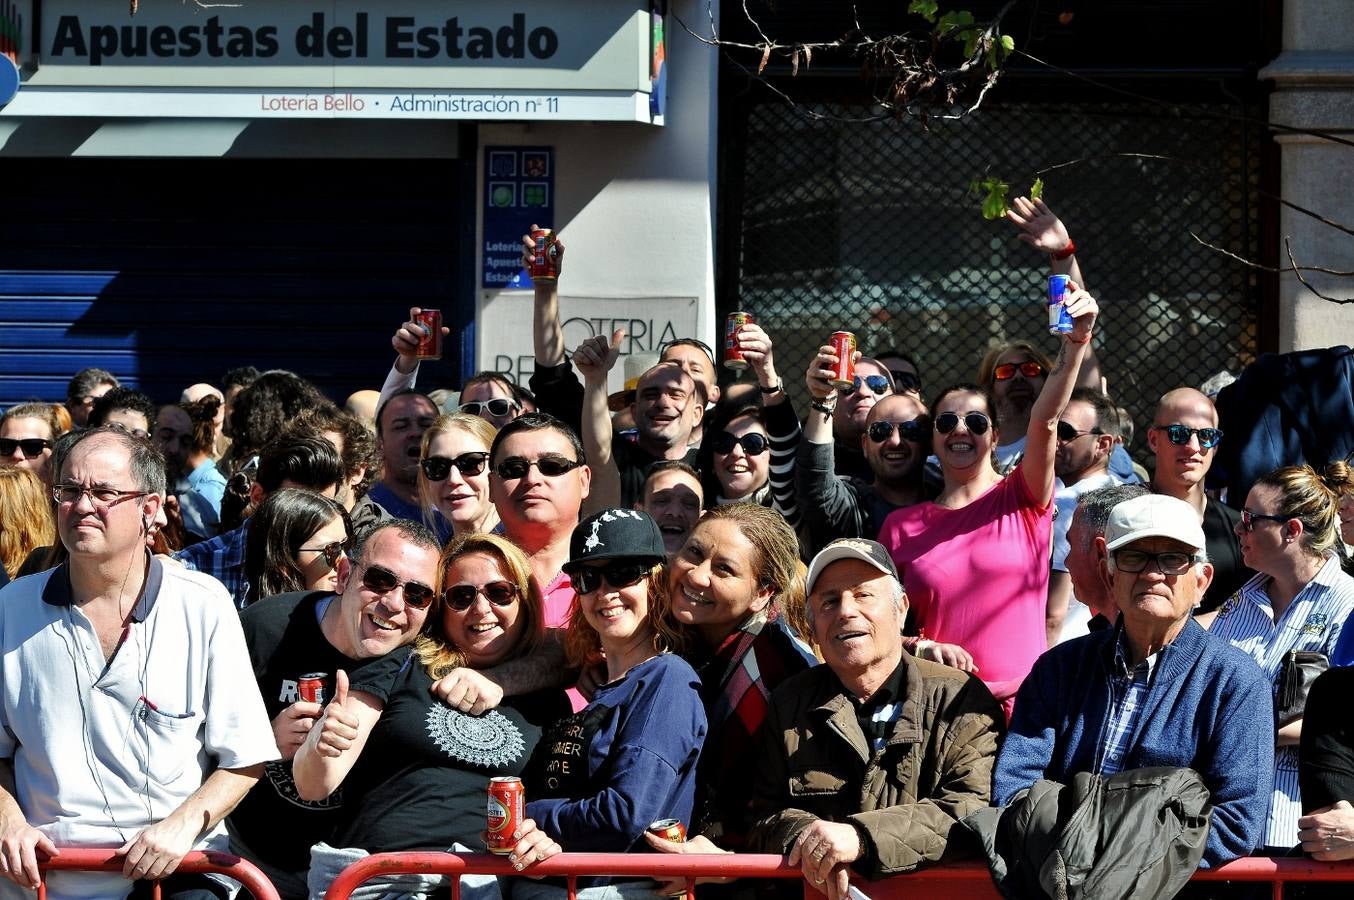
[993, 618, 1274, 867]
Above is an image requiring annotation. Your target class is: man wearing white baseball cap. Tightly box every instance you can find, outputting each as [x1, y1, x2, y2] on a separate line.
[994, 493, 1275, 868]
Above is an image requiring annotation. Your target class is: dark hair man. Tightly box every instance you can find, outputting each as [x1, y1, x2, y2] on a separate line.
[88, 388, 157, 438]
[64, 367, 120, 429]
[367, 389, 439, 525]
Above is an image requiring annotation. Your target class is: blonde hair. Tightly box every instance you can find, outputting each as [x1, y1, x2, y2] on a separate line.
[1255, 461, 1354, 560]
[564, 563, 686, 668]
[697, 503, 811, 644]
[415, 532, 545, 678]
[416, 413, 497, 534]
[0, 467, 55, 578]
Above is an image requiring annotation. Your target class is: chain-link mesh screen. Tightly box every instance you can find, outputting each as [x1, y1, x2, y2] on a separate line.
[726, 100, 1263, 459]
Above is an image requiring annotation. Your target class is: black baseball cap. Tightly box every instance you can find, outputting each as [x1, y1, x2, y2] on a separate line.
[564, 508, 666, 573]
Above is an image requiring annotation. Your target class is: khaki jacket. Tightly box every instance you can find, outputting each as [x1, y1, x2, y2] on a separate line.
[747, 653, 1004, 879]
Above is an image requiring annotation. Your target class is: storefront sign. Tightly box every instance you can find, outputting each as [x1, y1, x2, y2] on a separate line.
[482, 145, 554, 290]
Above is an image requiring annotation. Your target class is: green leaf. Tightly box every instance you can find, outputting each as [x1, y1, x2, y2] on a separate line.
[973, 176, 1010, 220]
[1029, 177, 1044, 200]
[908, 0, 939, 22]
[1000, 34, 1015, 52]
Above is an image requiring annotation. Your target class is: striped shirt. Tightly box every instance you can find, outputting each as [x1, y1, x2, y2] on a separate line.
[1210, 555, 1354, 848]
[1094, 634, 1158, 777]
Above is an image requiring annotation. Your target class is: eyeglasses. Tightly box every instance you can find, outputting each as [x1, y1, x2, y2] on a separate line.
[889, 371, 922, 394]
[934, 412, 991, 435]
[1153, 424, 1223, 449]
[711, 432, 769, 456]
[494, 455, 583, 480]
[360, 563, 437, 610]
[1240, 509, 1292, 533]
[1111, 549, 1201, 576]
[0, 438, 53, 459]
[838, 375, 891, 397]
[299, 539, 351, 571]
[867, 417, 930, 443]
[443, 580, 521, 611]
[569, 562, 651, 595]
[460, 398, 520, 419]
[421, 452, 489, 481]
[993, 362, 1046, 381]
[1056, 421, 1103, 443]
[52, 483, 148, 508]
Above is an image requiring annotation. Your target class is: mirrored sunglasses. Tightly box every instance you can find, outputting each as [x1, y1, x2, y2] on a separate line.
[838, 374, 891, 397]
[993, 361, 1046, 381]
[1156, 424, 1223, 449]
[867, 418, 929, 443]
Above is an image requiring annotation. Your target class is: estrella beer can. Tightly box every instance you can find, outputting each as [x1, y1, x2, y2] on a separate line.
[486, 776, 525, 855]
[723, 312, 754, 370]
[528, 228, 561, 281]
[1047, 275, 1074, 336]
[647, 819, 687, 843]
[828, 331, 857, 389]
[414, 309, 443, 361]
[297, 673, 328, 705]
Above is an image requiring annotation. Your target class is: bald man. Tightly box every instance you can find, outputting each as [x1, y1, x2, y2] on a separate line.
[344, 390, 380, 429]
[1147, 387, 1251, 612]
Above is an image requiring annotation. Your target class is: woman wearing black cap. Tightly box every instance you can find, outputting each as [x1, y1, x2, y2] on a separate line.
[513, 508, 708, 899]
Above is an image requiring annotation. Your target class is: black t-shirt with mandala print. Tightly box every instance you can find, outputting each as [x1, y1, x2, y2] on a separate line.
[336, 651, 570, 853]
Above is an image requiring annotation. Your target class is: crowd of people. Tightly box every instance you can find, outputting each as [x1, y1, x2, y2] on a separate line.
[1, 196, 1354, 900]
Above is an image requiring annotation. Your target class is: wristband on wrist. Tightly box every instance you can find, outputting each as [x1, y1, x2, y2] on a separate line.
[1067, 331, 1093, 345]
[1052, 238, 1077, 261]
[810, 399, 835, 415]
[759, 380, 783, 394]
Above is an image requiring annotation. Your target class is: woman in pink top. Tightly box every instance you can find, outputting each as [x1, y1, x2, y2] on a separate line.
[877, 284, 1099, 715]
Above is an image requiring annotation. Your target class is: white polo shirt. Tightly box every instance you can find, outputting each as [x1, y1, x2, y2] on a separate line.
[0, 556, 279, 899]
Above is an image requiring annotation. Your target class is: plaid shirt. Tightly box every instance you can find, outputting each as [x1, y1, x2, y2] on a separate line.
[1094, 633, 1158, 777]
[173, 522, 250, 609]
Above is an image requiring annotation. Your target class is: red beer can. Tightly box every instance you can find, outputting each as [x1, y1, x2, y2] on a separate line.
[647, 819, 687, 843]
[486, 776, 525, 855]
[298, 673, 328, 705]
[828, 331, 857, 389]
[528, 228, 561, 281]
[723, 312, 754, 370]
[414, 309, 443, 361]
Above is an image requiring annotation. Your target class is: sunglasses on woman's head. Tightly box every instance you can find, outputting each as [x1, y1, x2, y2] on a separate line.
[300, 539, 351, 571]
[421, 452, 489, 481]
[838, 374, 891, 397]
[460, 398, 519, 419]
[443, 580, 520, 611]
[494, 455, 583, 480]
[934, 412, 991, 435]
[1153, 424, 1224, 449]
[569, 562, 650, 595]
[867, 418, 930, 443]
[711, 432, 769, 456]
[360, 564, 437, 609]
[992, 362, 1045, 381]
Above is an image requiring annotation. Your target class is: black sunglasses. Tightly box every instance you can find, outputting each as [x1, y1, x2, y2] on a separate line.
[494, 455, 583, 480]
[889, 371, 922, 393]
[0, 438, 53, 459]
[1056, 421, 1103, 443]
[1154, 424, 1223, 449]
[1240, 509, 1292, 533]
[300, 539, 351, 571]
[838, 374, 891, 397]
[570, 562, 651, 595]
[460, 398, 519, 419]
[360, 563, 436, 609]
[934, 412, 991, 435]
[421, 452, 489, 481]
[711, 432, 769, 456]
[867, 418, 930, 444]
[443, 580, 520, 611]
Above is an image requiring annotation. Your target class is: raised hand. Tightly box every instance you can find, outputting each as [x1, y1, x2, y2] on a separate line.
[572, 329, 624, 384]
[521, 224, 565, 276]
[1007, 196, 1072, 255]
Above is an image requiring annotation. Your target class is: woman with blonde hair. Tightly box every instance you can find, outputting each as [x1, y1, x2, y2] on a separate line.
[0, 467, 55, 580]
[417, 412, 500, 541]
[1212, 461, 1354, 851]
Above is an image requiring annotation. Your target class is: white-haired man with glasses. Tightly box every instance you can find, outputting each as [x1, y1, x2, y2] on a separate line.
[995, 493, 1274, 868]
[0, 427, 277, 900]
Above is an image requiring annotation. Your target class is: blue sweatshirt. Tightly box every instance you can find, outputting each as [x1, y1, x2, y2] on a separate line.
[994, 618, 1274, 867]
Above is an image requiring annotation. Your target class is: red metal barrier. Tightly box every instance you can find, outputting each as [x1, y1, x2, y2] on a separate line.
[322, 851, 1354, 900]
[37, 847, 281, 900]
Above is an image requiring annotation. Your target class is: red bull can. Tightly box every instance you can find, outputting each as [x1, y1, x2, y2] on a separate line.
[1047, 275, 1074, 336]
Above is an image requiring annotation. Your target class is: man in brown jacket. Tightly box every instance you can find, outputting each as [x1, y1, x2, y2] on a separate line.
[746, 539, 1005, 900]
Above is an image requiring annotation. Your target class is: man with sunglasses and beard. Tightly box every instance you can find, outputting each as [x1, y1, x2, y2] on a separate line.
[1147, 388, 1251, 613]
[799, 345, 930, 546]
[228, 519, 442, 900]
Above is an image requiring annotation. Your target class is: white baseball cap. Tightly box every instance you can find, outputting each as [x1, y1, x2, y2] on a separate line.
[1104, 494, 1206, 552]
[805, 539, 901, 596]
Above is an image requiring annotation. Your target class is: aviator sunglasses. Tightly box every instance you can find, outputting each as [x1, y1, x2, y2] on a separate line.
[421, 452, 490, 481]
[712, 432, 769, 456]
[460, 398, 520, 419]
[569, 562, 651, 595]
[934, 412, 991, 435]
[838, 374, 891, 397]
[1153, 424, 1223, 449]
[443, 580, 521, 611]
[867, 418, 930, 443]
[360, 563, 437, 609]
[494, 455, 583, 480]
[0, 438, 53, 459]
[993, 362, 1046, 381]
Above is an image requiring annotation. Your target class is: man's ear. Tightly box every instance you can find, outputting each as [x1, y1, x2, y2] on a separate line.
[1147, 426, 1160, 456]
[708, 384, 722, 407]
[334, 553, 354, 595]
[249, 481, 266, 508]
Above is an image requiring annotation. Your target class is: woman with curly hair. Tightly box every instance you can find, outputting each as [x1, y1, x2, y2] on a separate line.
[0, 467, 54, 580]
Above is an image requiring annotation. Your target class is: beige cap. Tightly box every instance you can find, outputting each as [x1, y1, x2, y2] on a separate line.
[1104, 494, 1206, 552]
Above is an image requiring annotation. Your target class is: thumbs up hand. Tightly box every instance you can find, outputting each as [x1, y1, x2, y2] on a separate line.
[314, 670, 359, 759]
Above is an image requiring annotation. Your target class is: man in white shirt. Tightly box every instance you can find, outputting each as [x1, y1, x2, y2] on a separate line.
[0, 427, 278, 900]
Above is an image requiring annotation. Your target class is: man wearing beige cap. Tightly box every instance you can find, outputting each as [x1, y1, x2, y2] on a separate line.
[994, 493, 1274, 867]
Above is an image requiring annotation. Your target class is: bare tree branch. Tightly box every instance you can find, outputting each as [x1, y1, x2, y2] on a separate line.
[1286, 238, 1354, 304]
[1189, 232, 1354, 277]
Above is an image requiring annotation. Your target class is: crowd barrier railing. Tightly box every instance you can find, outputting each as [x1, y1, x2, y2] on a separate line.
[322, 852, 1354, 900]
[37, 848, 281, 900]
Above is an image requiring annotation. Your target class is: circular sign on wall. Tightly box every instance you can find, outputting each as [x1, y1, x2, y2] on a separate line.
[0, 57, 19, 109]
